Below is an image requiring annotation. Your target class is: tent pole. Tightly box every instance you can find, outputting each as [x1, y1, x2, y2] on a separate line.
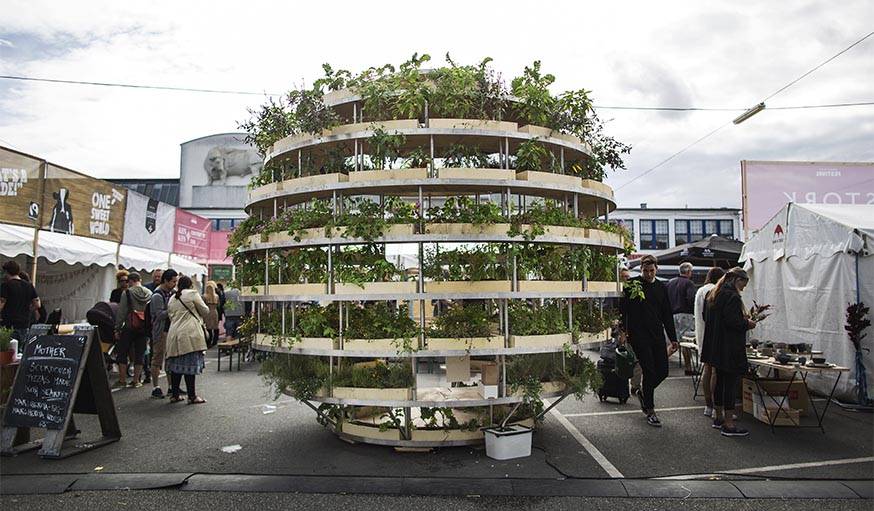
[30, 227, 40, 285]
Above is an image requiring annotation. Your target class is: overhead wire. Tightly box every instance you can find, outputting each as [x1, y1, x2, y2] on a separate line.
[614, 30, 874, 191]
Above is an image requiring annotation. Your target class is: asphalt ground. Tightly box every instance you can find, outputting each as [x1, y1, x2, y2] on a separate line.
[1, 347, 871, 501]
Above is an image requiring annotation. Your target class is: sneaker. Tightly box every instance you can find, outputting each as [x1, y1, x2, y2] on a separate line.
[151, 387, 165, 399]
[143, 375, 152, 384]
[704, 406, 714, 418]
[646, 414, 662, 427]
[129, 382, 143, 389]
[711, 418, 725, 429]
[721, 426, 749, 437]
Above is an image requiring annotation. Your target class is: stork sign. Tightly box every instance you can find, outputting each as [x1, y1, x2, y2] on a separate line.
[1, 326, 120, 458]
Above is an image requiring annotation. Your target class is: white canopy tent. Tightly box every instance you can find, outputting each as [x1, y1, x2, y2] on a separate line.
[740, 203, 874, 401]
[0, 222, 207, 322]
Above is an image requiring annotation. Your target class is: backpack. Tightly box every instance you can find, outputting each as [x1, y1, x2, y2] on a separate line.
[125, 290, 146, 333]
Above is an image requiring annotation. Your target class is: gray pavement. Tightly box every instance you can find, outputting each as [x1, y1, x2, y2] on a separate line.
[0, 347, 872, 502]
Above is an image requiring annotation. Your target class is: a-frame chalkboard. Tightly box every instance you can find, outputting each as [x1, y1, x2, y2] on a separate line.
[1, 324, 121, 458]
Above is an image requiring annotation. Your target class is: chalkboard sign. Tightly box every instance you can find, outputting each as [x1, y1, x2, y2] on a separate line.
[3, 335, 87, 430]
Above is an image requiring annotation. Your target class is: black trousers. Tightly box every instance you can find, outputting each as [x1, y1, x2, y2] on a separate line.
[714, 369, 739, 411]
[629, 336, 669, 411]
[170, 372, 196, 399]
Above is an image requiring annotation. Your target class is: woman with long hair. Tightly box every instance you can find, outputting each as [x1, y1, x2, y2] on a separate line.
[203, 280, 220, 348]
[704, 267, 756, 437]
[165, 276, 208, 404]
[696, 267, 725, 418]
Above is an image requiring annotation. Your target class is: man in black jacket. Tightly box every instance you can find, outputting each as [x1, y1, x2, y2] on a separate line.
[621, 255, 678, 427]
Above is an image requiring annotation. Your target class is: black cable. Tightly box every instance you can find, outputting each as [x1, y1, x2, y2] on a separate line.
[0, 74, 278, 96]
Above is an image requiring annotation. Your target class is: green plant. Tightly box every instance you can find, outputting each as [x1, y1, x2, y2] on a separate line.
[334, 360, 414, 389]
[294, 305, 337, 339]
[404, 147, 431, 168]
[624, 279, 645, 301]
[338, 197, 387, 242]
[367, 126, 406, 170]
[335, 244, 405, 287]
[510, 60, 557, 127]
[226, 216, 266, 256]
[513, 139, 553, 171]
[260, 354, 328, 400]
[282, 248, 328, 285]
[574, 304, 618, 334]
[423, 244, 507, 282]
[0, 327, 13, 351]
[427, 196, 503, 225]
[441, 143, 494, 169]
[428, 302, 494, 338]
[419, 407, 481, 431]
[344, 303, 419, 343]
[509, 301, 568, 336]
[509, 200, 580, 240]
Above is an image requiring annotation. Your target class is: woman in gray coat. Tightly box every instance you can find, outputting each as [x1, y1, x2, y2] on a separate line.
[165, 275, 208, 404]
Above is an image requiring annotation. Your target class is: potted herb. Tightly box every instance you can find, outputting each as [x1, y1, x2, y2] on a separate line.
[0, 327, 14, 365]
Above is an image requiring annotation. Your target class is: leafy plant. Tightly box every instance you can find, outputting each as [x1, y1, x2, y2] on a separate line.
[427, 196, 503, 225]
[227, 216, 266, 256]
[260, 354, 328, 400]
[624, 279, 645, 301]
[404, 146, 431, 168]
[367, 126, 406, 170]
[423, 244, 508, 282]
[334, 360, 414, 389]
[419, 406, 481, 431]
[514, 139, 553, 171]
[0, 327, 13, 351]
[344, 302, 419, 344]
[428, 302, 494, 338]
[335, 244, 405, 287]
[441, 143, 495, 169]
[509, 300, 568, 336]
[510, 60, 557, 127]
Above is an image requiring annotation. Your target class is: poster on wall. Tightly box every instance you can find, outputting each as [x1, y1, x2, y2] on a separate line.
[123, 190, 175, 252]
[0, 147, 44, 227]
[41, 164, 127, 242]
[741, 160, 874, 234]
[174, 208, 211, 259]
[208, 230, 230, 264]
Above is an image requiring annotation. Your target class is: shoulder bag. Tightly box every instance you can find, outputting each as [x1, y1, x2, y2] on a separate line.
[178, 294, 209, 346]
[125, 290, 146, 332]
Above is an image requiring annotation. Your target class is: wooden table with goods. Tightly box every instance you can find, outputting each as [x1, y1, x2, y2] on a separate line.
[746, 357, 849, 433]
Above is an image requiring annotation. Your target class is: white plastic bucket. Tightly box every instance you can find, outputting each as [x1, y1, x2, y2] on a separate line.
[483, 425, 532, 460]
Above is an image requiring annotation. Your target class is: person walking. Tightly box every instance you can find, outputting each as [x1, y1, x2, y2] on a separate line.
[216, 283, 226, 337]
[0, 260, 40, 342]
[705, 267, 756, 437]
[203, 281, 220, 347]
[222, 285, 242, 339]
[110, 270, 130, 303]
[695, 267, 725, 417]
[165, 275, 208, 404]
[620, 254, 678, 427]
[113, 272, 152, 388]
[148, 269, 178, 398]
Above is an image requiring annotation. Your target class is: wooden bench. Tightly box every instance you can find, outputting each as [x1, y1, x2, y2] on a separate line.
[216, 340, 241, 371]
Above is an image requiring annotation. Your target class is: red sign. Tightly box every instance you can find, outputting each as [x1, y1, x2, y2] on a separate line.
[173, 209, 211, 259]
[208, 230, 231, 264]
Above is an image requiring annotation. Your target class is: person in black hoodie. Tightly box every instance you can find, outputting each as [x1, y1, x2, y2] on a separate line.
[620, 254, 678, 427]
[704, 267, 756, 437]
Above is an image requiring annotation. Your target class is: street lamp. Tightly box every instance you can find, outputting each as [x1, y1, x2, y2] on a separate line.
[733, 102, 766, 125]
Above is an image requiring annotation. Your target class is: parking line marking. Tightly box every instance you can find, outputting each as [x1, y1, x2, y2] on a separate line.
[564, 406, 701, 417]
[548, 404, 624, 478]
[656, 456, 874, 479]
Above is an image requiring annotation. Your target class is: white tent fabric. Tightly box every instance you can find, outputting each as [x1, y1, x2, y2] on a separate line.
[37, 260, 117, 323]
[37, 229, 119, 267]
[118, 244, 171, 273]
[0, 223, 34, 258]
[740, 203, 873, 401]
[169, 253, 208, 277]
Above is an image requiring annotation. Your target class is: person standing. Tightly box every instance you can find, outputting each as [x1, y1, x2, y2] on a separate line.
[0, 260, 40, 342]
[620, 255, 678, 427]
[144, 269, 163, 293]
[695, 267, 725, 418]
[165, 275, 208, 404]
[113, 272, 152, 388]
[705, 267, 756, 437]
[110, 270, 130, 303]
[666, 262, 697, 374]
[223, 285, 242, 339]
[216, 283, 226, 338]
[148, 269, 178, 398]
[202, 281, 220, 347]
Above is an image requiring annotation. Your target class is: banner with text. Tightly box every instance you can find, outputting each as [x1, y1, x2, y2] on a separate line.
[0, 147, 44, 228]
[173, 208, 211, 259]
[42, 164, 127, 243]
[741, 160, 874, 233]
[122, 190, 175, 252]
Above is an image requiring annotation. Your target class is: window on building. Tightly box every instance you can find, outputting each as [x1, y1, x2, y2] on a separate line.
[720, 220, 734, 239]
[640, 220, 668, 250]
[675, 220, 688, 246]
[675, 219, 735, 244]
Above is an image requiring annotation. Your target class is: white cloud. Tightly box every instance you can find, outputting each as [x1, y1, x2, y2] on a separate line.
[0, 0, 871, 208]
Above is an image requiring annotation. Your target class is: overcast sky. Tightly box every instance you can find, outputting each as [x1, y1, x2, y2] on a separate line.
[1, 1, 872, 208]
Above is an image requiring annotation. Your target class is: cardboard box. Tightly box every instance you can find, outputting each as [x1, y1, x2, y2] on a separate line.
[481, 362, 499, 385]
[446, 356, 471, 383]
[478, 383, 498, 399]
[742, 378, 811, 417]
[751, 394, 802, 426]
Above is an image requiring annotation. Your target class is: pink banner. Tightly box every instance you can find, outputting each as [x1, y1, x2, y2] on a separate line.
[208, 230, 231, 264]
[173, 209, 212, 259]
[742, 160, 874, 233]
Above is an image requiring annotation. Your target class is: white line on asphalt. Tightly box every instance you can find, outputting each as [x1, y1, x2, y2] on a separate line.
[548, 404, 624, 478]
[655, 456, 874, 479]
[563, 406, 702, 417]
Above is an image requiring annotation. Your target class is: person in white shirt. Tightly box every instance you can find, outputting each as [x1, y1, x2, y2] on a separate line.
[695, 267, 725, 418]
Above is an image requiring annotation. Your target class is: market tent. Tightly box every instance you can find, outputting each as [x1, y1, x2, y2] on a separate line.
[630, 235, 743, 269]
[0, 223, 34, 258]
[118, 244, 171, 273]
[38, 229, 119, 267]
[740, 203, 874, 401]
[169, 253, 208, 277]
